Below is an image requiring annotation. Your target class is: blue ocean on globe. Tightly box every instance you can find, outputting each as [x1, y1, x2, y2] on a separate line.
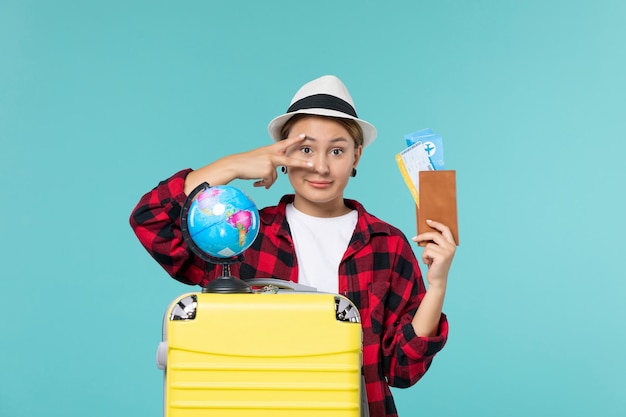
[186, 185, 260, 259]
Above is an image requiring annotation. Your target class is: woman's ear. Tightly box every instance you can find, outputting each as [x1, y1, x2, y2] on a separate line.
[353, 145, 363, 168]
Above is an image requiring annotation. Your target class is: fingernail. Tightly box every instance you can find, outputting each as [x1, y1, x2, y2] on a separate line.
[426, 219, 433, 223]
[299, 133, 306, 139]
[306, 162, 313, 167]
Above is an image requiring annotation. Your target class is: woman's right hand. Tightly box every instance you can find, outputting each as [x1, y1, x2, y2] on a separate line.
[184, 134, 313, 194]
[239, 134, 314, 189]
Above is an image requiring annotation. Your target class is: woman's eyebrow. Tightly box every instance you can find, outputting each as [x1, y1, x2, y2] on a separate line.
[302, 135, 350, 143]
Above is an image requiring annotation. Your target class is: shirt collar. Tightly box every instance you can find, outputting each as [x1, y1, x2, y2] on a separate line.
[262, 195, 392, 244]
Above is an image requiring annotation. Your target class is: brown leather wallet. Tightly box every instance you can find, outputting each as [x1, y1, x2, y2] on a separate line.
[416, 170, 459, 246]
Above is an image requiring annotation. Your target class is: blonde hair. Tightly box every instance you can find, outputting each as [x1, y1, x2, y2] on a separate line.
[280, 114, 364, 147]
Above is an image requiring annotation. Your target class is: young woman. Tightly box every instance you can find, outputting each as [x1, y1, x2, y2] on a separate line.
[130, 75, 456, 417]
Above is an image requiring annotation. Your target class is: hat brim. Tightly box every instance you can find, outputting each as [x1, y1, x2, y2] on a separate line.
[268, 108, 377, 148]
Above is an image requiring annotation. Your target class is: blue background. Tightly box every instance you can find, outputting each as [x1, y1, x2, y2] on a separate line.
[2, 1, 625, 416]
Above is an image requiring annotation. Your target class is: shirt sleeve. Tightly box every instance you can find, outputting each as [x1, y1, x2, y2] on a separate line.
[129, 169, 215, 285]
[380, 236, 449, 388]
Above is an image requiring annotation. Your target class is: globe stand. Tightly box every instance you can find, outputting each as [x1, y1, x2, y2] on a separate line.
[180, 182, 253, 294]
[200, 255, 252, 294]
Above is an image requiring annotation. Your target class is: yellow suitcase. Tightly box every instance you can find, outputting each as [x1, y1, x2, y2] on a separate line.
[157, 278, 364, 417]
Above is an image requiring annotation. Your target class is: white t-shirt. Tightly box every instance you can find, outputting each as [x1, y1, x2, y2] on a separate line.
[286, 203, 358, 293]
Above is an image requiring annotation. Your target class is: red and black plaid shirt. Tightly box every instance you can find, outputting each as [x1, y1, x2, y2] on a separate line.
[130, 169, 448, 417]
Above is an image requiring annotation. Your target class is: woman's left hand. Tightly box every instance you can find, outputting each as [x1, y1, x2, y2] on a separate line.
[412, 219, 456, 289]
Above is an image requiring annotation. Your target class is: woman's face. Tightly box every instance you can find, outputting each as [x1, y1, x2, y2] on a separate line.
[284, 116, 362, 217]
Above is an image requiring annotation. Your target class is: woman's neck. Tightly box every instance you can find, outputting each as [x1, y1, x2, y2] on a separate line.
[292, 195, 350, 218]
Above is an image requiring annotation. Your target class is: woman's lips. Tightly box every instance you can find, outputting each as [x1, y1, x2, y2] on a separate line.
[307, 180, 332, 189]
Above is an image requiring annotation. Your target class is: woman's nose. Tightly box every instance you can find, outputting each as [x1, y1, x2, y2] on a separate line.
[313, 154, 330, 175]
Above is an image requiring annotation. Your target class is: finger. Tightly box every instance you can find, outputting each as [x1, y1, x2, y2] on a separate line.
[254, 179, 275, 189]
[421, 247, 437, 267]
[253, 172, 277, 189]
[424, 219, 456, 245]
[269, 171, 278, 188]
[262, 174, 277, 189]
[273, 133, 308, 153]
[276, 156, 314, 170]
[420, 246, 452, 272]
[419, 241, 455, 273]
[413, 233, 456, 259]
[413, 231, 443, 244]
[423, 219, 449, 233]
[253, 178, 268, 188]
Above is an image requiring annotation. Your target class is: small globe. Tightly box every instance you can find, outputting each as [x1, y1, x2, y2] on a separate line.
[184, 184, 260, 260]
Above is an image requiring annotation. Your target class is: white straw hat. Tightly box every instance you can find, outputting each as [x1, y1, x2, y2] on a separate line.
[267, 75, 377, 147]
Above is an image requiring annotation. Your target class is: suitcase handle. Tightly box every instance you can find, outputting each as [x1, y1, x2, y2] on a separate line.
[243, 278, 317, 292]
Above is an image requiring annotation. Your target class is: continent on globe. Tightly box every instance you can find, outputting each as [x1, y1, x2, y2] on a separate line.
[225, 209, 255, 246]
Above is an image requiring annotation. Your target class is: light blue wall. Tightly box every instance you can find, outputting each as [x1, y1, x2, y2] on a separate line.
[2, 1, 625, 416]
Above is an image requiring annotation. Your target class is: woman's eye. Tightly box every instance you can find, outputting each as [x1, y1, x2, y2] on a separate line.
[331, 148, 344, 156]
[300, 147, 312, 154]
